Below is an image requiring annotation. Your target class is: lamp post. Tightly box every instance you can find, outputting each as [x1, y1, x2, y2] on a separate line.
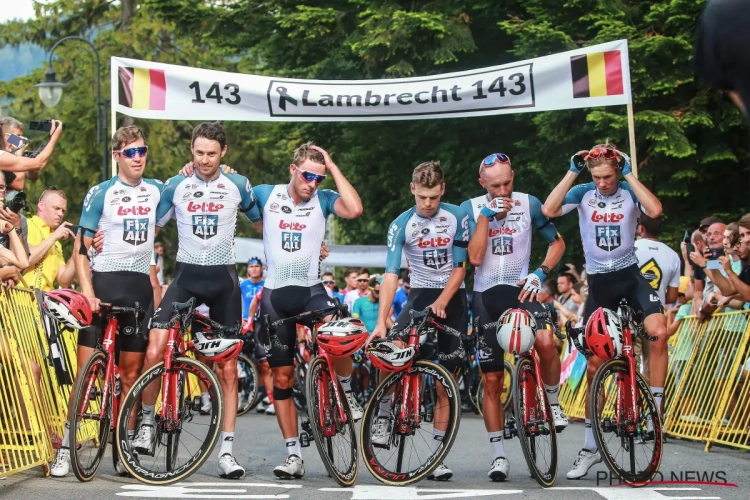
[35, 36, 108, 182]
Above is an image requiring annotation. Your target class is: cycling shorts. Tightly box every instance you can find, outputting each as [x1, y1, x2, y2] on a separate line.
[391, 288, 467, 371]
[253, 321, 267, 361]
[78, 271, 153, 354]
[583, 264, 664, 324]
[259, 284, 333, 368]
[152, 262, 242, 329]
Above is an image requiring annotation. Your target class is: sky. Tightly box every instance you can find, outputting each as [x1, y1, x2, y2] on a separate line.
[0, 0, 36, 23]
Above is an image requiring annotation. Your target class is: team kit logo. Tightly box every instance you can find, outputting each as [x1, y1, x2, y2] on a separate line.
[423, 248, 448, 269]
[639, 258, 662, 291]
[122, 218, 149, 246]
[193, 215, 218, 239]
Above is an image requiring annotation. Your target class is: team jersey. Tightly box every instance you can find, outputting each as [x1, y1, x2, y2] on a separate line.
[561, 181, 649, 274]
[254, 184, 339, 289]
[385, 203, 469, 289]
[634, 239, 681, 306]
[79, 176, 163, 274]
[461, 192, 558, 292]
[240, 278, 265, 318]
[156, 172, 260, 266]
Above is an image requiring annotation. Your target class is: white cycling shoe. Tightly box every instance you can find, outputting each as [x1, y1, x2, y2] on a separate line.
[50, 448, 70, 477]
[274, 454, 305, 479]
[566, 448, 602, 479]
[488, 456, 510, 482]
[427, 463, 453, 481]
[345, 391, 364, 422]
[218, 454, 245, 479]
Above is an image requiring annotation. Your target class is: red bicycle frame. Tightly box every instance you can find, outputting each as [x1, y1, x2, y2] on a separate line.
[617, 321, 638, 433]
[519, 347, 549, 434]
[160, 317, 190, 430]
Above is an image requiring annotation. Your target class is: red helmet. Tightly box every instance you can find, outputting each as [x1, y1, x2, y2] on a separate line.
[191, 330, 243, 363]
[585, 308, 623, 360]
[43, 289, 93, 330]
[316, 318, 369, 357]
[367, 339, 416, 373]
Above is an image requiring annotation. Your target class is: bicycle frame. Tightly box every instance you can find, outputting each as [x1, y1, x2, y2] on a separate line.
[617, 311, 638, 434]
[160, 316, 191, 430]
[519, 347, 549, 434]
[313, 324, 351, 437]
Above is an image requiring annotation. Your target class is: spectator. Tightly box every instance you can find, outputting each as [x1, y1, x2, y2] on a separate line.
[561, 263, 582, 282]
[0, 119, 63, 173]
[344, 267, 370, 311]
[240, 257, 265, 320]
[556, 273, 578, 313]
[724, 223, 742, 275]
[22, 187, 76, 291]
[321, 271, 336, 298]
[1, 117, 39, 191]
[154, 242, 165, 286]
[693, 221, 727, 320]
[699, 216, 723, 236]
[696, 214, 750, 304]
[0, 217, 29, 285]
[0, 170, 28, 253]
[392, 274, 410, 319]
[352, 276, 389, 333]
[688, 229, 708, 315]
[342, 266, 358, 296]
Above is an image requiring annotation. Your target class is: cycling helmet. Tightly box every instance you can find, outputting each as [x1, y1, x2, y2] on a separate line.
[585, 307, 623, 360]
[316, 318, 369, 357]
[496, 308, 537, 355]
[191, 330, 243, 363]
[367, 339, 416, 373]
[43, 289, 93, 330]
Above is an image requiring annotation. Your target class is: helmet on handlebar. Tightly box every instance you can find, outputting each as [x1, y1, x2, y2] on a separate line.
[496, 308, 537, 355]
[316, 318, 369, 357]
[585, 307, 623, 360]
[192, 330, 243, 363]
[43, 289, 93, 330]
[367, 339, 416, 372]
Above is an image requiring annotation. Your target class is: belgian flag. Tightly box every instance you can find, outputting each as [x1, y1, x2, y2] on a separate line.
[570, 50, 624, 98]
[118, 67, 167, 110]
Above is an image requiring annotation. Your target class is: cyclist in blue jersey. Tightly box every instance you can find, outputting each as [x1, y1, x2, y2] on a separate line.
[368, 161, 470, 481]
[352, 276, 385, 333]
[542, 142, 666, 479]
[241, 257, 265, 319]
[391, 275, 410, 319]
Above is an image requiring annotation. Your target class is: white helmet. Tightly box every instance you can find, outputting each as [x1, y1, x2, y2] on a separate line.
[191, 330, 243, 362]
[496, 308, 537, 355]
[367, 339, 416, 373]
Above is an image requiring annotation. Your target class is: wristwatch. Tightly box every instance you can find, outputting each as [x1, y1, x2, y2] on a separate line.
[539, 265, 551, 276]
[14, 228, 22, 236]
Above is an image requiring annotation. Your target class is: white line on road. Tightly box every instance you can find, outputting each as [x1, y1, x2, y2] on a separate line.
[319, 485, 522, 499]
[117, 482, 303, 498]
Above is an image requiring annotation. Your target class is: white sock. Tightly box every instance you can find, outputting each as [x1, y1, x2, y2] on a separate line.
[544, 383, 560, 406]
[584, 419, 597, 451]
[488, 431, 505, 459]
[285, 437, 302, 458]
[142, 404, 155, 425]
[650, 386, 664, 415]
[378, 394, 393, 417]
[338, 375, 352, 392]
[431, 428, 446, 454]
[61, 422, 71, 449]
[201, 392, 210, 407]
[219, 431, 234, 457]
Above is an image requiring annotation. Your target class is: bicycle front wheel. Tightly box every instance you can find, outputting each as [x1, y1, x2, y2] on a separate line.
[236, 354, 260, 417]
[306, 356, 358, 486]
[116, 357, 223, 485]
[591, 358, 663, 486]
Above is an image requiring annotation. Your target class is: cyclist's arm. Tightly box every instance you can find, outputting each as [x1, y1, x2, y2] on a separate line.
[461, 199, 485, 267]
[376, 216, 407, 328]
[155, 176, 179, 228]
[665, 286, 679, 305]
[434, 204, 469, 307]
[75, 184, 106, 296]
[327, 161, 363, 219]
[530, 195, 565, 272]
[74, 233, 95, 296]
[247, 294, 259, 320]
[622, 175, 662, 218]
[542, 171, 582, 218]
[150, 264, 162, 310]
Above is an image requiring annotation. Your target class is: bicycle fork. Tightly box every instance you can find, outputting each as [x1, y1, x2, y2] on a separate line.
[396, 372, 421, 434]
[318, 355, 348, 438]
[524, 353, 549, 435]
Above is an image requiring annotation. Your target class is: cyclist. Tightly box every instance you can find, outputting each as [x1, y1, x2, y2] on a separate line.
[241, 257, 274, 414]
[50, 126, 162, 477]
[133, 122, 261, 480]
[253, 142, 362, 479]
[460, 153, 566, 482]
[542, 142, 666, 479]
[368, 160, 470, 481]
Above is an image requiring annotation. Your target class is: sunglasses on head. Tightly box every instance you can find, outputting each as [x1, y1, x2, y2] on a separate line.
[479, 153, 511, 172]
[585, 147, 621, 161]
[115, 146, 148, 158]
[296, 167, 326, 184]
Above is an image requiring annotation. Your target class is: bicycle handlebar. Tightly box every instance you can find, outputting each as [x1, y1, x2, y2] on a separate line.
[98, 302, 143, 337]
[264, 297, 349, 341]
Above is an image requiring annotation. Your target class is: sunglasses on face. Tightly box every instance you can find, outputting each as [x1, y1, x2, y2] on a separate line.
[403, 285, 410, 290]
[323, 280, 335, 285]
[479, 153, 511, 172]
[357, 278, 369, 282]
[296, 167, 326, 184]
[115, 146, 148, 158]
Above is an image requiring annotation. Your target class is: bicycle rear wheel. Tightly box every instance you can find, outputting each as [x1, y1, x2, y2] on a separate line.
[306, 356, 358, 486]
[591, 358, 663, 486]
[513, 357, 557, 487]
[69, 350, 111, 482]
[237, 354, 260, 416]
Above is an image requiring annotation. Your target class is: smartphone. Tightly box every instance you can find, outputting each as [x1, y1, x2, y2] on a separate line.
[707, 247, 724, 260]
[682, 230, 691, 244]
[6, 134, 27, 148]
[67, 224, 80, 235]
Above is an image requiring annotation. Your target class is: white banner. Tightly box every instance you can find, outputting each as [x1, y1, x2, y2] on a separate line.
[111, 40, 631, 123]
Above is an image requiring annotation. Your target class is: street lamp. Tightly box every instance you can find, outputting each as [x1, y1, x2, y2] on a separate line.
[35, 36, 109, 182]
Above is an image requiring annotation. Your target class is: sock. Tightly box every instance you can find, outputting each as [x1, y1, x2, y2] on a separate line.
[650, 386, 664, 415]
[201, 392, 210, 407]
[544, 383, 560, 406]
[285, 437, 301, 458]
[378, 394, 393, 417]
[584, 419, 597, 451]
[142, 404, 155, 426]
[431, 428, 446, 454]
[488, 431, 505, 459]
[61, 421, 71, 449]
[219, 431, 234, 457]
[338, 375, 352, 393]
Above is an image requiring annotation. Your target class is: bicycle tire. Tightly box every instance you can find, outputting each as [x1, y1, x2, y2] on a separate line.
[474, 359, 514, 417]
[236, 354, 261, 417]
[361, 360, 461, 486]
[293, 363, 308, 412]
[306, 356, 358, 486]
[69, 350, 111, 482]
[513, 357, 557, 487]
[166, 369, 186, 471]
[590, 358, 663, 486]
[116, 357, 223, 485]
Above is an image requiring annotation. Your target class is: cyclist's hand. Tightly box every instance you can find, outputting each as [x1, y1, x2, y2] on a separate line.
[85, 294, 101, 314]
[428, 300, 448, 319]
[480, 197, 512, 220]
[93, 230, 105, 253]
[617, 150, 632, 176]
[179, 162, 195, 177]
[320, 242, 330, 261]
[220, 164, 236, 174]
[517, 269, 545, 303]
[570, 150, 588, 174]
[366, 324, 388, 348]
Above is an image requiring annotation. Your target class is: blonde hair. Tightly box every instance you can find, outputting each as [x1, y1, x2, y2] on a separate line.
[412, 161, 444, 188]
[293, 141, 325, 166]
[112, 126, 146, 151]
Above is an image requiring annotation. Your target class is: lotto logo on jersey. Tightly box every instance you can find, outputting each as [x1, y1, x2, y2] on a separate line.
[187, 201, 225, 212]
[492, 236, 514, 255]
[281, 231, 302, 252]
[279, 220, 307, 231]
[591, 211, 624, 223]
[417, 237, 451, 248]
[423, 248, 448, 270]
[117, 205, 151, 216]
[192, 215, 218, 239]
[488, 227, 517, 237]
[595, 226, 621, 251]
[122, 218, 149, 246]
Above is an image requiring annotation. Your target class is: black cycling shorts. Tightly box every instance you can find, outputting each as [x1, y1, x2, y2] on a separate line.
[152, 262, 242, 329]
[78, 271, 153, 354]
[259, 284, 334, 368]
[253, 321, 267, 361]
[391, 288, 467, 371]
[583, 264, 664, 324]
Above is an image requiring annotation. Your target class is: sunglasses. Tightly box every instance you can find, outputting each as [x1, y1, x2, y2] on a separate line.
[115, 146, 149, 158]
[479, 153, 511, 172]
[296, 167, 326, 184]
[357, 278, 369, 282]
[585, 147, 621, 161]
[322, 280, 335, 285]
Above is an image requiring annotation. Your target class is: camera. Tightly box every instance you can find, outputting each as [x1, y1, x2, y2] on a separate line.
[22, 140, 48, 159]
[4, 191, 28, 214]
[29, 120, 53, 133]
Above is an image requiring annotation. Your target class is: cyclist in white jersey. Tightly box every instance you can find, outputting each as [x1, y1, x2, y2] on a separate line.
[461, 153, 566, 482]
[254, 142, 363, 479]
[132, 122, 262, 480]
[368, 161, 470, 482]
[542, 142, 667, 479]
[51, 126, 162, 477]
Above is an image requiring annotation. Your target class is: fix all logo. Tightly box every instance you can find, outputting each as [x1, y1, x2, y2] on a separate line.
[591, 211, 624, 223]
[417, 236, 450, 248]
[123, 218, 148, 246]
[117, 205, 151, 216]
[279, 220, 307, 231]
[282, 232, 302, 252]
[187, 201, 224, 212]
[595, 225, 621, 251]
[423, 248, 448, 270]
[492, 236, 514, 255]
[192, 215, 218, 239]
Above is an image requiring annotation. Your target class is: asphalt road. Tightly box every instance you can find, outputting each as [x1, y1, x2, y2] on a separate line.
[2, 411, 748, 500]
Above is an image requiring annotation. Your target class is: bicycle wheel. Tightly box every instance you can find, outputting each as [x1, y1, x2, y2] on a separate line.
[237, 354, 260, 417]
[503, 359, 514, 411]
[116, 357, 223, 485]
[69, 350, 112, 482]
[590, 358, 663, 486]
[306, 356, 358, 486]
[293, 363, 308, 412]
[513, 357, 557, 487]
[361, 360, 461, 486]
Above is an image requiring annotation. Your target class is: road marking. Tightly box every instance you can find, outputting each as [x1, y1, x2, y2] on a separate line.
[550, 487, 720, 500]
[117, 482, 302, 498]
[319, 485, 522, 499]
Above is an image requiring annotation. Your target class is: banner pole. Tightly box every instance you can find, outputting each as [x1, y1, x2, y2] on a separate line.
[627, 103, 637, 178]
[110, 57, 117, 177]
